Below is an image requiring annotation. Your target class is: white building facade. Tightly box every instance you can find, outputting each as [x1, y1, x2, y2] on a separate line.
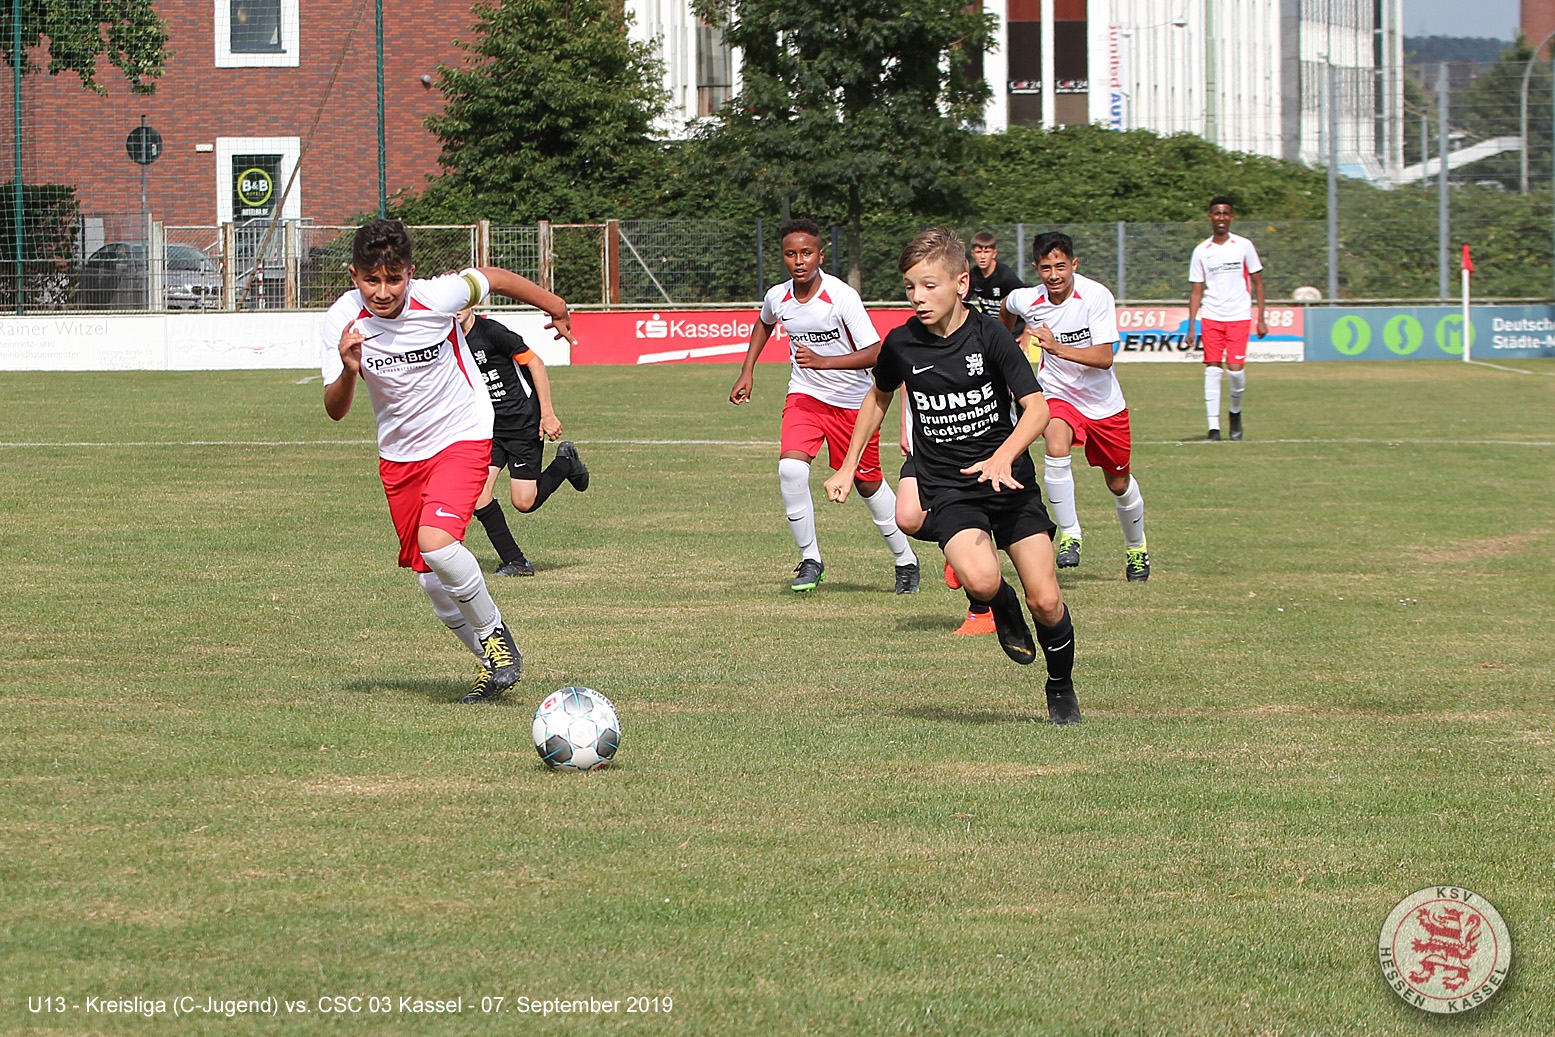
[627, 0, 1405, 181]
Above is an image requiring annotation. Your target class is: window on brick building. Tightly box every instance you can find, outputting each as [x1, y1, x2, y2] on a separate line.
[215, 0, 298, 68]
[231, 0, 282, 53]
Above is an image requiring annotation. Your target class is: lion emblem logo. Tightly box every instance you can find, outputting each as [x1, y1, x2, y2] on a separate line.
[1379, 886, 1511, 1014]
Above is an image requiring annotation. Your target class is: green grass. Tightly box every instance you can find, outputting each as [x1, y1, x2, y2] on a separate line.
[2, 359, 1554, 1036]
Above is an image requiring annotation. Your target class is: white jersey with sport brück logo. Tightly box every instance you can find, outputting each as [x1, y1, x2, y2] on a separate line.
[1189, 233, 1263, 322]
[1004, 272, 1126, 421]
[321, 269, 493, 462]
[759, 271, 880, 410]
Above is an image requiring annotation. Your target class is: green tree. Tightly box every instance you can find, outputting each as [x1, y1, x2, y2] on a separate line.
[694, 0, 994, 289]
[1450, 39, 1553, 190]
[394, 0, 666, 224]
[0, 1, 168, 93]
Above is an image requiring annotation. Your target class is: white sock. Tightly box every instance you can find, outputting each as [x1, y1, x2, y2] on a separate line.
[778, 458, 821, 562]
[1043, 454, 1082, 538]
[420, 541, 502, 640]
[417, 571, 487, 662]
[1204, 366, 1223, 429]
[1227, 369, 1246, 413]
[1113, 476, 1146, 549]
[859, 481, 917, 565]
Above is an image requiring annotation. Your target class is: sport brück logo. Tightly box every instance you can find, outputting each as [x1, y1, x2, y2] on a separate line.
[1377, 885, 1511, 1014]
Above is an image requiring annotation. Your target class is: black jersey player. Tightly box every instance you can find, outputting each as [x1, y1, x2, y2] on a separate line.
[460, 310, 590, 576]
[825, 229, 1081, 724]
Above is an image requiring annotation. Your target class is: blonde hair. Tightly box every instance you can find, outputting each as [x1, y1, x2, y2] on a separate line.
[899, 228, 969, 276]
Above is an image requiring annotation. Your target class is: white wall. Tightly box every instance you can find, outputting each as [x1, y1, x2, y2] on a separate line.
[0, 312, 570, 371]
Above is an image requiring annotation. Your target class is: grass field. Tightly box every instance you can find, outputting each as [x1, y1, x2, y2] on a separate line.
[3, 358, 1554, 1036]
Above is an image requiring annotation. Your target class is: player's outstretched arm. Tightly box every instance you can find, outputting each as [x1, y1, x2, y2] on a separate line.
[520, 351, 562, 440]
[1250, 271, 1268, 338]
[478, 267, 575, 347]
[961, 391, 1049, 491]
[824, 386, 892, 504]
[324, 324, 364, 420]
[730, 321, 774, 404]
[794, 342, 880, 370]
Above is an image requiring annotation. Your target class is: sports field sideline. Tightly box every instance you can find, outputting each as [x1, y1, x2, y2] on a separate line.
[3, 359, 1553, 1035]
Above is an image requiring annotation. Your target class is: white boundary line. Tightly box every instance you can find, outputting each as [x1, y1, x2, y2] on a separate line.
[1466, 359, 1555, 377]
[2, 437, 1555, 449]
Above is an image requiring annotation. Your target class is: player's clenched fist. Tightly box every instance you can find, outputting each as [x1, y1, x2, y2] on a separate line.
[729, 372, 753, 405]
[823, 468, 853, 504]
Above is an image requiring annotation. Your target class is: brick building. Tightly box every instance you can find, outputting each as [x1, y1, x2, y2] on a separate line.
[22, 0, 471, 228]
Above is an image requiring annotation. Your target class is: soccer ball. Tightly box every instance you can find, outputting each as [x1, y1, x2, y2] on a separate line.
[532, 686, 620, 771]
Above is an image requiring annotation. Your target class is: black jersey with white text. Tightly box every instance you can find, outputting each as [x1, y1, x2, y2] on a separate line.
[874, 307, 1042, 508]
[465, 315, 540, 433]
[967, 260, 1026, 318]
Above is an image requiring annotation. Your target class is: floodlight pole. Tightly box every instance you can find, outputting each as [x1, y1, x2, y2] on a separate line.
[375, 0, 386, 218]
[1327, 60, 1338, 303]
[1518, 30, 1555, 194]
[11, 0, 21, 316]
[1438, 62, 1449, 300]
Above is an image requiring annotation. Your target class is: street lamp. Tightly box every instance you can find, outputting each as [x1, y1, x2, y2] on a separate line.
[1518, 29, 1555, 194]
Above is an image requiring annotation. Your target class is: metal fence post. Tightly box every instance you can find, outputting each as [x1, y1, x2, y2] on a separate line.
[537, 220, 553, 293]
[755, 218, 764, 298]
[1438, 61, 1450, 300]
[1327, 62, 1339, 303]
[1016, 223, 1026, 271]
[830, 225, 840, 277]
[476, 219, 490, 267]
[1116, 221, 1126, 299]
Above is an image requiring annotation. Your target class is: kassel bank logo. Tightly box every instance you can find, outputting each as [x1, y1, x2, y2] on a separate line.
[635, 314, 669, 339]
[1377, 886, 1511, 1014]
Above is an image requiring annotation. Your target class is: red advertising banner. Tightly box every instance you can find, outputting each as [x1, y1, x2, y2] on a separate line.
[569, 308, 915, 366]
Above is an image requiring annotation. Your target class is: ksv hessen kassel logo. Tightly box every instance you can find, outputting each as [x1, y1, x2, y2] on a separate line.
[1377, 886, 1511, 1014]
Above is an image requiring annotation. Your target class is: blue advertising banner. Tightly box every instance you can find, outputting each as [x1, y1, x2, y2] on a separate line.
[1305, 305, 1555, 361]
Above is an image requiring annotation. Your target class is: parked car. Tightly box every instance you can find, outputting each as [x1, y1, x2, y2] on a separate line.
[77, 242, 224, 310]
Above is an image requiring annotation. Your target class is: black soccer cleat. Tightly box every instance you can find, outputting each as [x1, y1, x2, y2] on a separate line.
[1053, 534, 1082, 569]
[1228, 412, 1243, 441]
[1125, 546, 1150, 582]
[791, 558, 825, 592]
[988, 588, 1037, 665]
[494, 556, 535, 577]
[479, 623, 523, 691]
[1205, 428, 1222, 442]
[460, 665, 502, 704]
[894, 562, 920, 594]
[556, 441, 590, 492]
[1045, 679, 1083, 725]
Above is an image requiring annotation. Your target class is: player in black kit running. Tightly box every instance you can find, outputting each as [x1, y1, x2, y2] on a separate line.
[825, 229, 1081, 724]
[460, 309, 590, 576]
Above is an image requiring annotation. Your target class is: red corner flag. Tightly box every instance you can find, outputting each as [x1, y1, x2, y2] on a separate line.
[1461, 243, 1474, 273]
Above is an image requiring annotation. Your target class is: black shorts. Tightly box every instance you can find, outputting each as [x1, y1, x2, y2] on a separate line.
[899, 457, 916, 482]
[490, 431, 543, 479]
[933, 490, 1056, 551]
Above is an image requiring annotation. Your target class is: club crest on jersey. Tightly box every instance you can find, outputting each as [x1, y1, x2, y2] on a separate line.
[965, 352, 985, 376]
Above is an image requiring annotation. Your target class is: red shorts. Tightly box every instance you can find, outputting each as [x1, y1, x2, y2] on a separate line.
[378, 439, 492, 572]
[1200, 319, 1251, 365]
[1045, 398, 1132, 474]
[780, 393, 882, 481]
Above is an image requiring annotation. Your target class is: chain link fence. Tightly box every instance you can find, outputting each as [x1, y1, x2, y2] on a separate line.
[6, 204, 1553, 313]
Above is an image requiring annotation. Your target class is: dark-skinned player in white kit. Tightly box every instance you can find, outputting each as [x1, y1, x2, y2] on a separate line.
[825, 229, 1082, 725]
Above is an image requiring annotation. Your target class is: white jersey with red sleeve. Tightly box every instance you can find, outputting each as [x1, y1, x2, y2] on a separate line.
[1004, 272, 1126, 420]
[321, 269, 493, 462]
[759, 272, 880, 409]
[1189, 234, 1263, 321]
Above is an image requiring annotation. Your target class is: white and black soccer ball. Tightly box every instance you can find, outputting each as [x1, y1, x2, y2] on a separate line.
[532, 686, 620, 771]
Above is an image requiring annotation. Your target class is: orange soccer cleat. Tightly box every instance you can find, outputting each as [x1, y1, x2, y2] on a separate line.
[952, 608, 996, 636]
[943, 561, 961, 590]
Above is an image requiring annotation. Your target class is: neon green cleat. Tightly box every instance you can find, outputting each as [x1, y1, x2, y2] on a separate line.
[1125, 546, 1151, 582]
[1054, 534, 1082, 569]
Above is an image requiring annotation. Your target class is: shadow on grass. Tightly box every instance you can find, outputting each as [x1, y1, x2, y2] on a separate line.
[895, 615, 959, 632]
[486, 558, 585, 575]
[341, 676, 513, 705]
[893, 705, 1046, 725]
